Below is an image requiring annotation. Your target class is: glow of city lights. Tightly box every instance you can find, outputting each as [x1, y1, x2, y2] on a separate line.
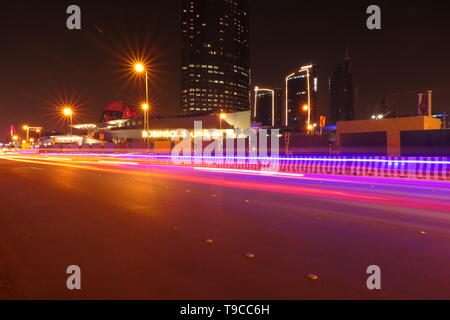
[142, 103, 149, 110]
[220, 113, 226, 119]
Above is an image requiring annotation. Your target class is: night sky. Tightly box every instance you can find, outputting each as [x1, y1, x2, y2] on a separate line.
[1, 0, 450, 135]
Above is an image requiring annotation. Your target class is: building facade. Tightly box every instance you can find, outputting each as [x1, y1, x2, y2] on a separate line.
[253, 87, 282, 127]
[329, 57, 354, 124]
[181, 0, 250, 115]
[285, 64, 318, 130]
[253, 87, 274, 127]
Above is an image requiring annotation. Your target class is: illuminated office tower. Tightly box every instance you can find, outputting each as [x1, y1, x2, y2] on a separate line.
[285, 64, 318, 130]
[253, 87, 282, 127]
[254, 87, 274, 127]
[181, 0, 250, 114]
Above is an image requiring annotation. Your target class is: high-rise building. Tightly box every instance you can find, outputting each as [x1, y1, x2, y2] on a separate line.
[253, 87, 274, 127]
[253, 86, 282, 127]
[181, 0, 250, 115]
[285, 64, 318, 130]
[329, 57, 354, 124]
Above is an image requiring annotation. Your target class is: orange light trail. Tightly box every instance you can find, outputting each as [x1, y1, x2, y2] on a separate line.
[1, 155, 450, 214]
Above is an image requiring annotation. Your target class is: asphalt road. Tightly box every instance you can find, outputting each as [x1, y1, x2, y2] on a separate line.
[0, 156, 449, 299]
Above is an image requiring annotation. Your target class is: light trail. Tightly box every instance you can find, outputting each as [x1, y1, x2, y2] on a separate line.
[35, 152, 450, 165]
[98, 161, 140, 166]
[2, 155, 450, 214]
[194, 167, 305, 178]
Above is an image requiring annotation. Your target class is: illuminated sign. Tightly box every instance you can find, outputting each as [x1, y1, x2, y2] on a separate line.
[51, 135, 83, 144]
[142, 129, 247, 139]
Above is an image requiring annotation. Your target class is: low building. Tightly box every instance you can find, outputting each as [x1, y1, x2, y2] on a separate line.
[336, 116, 442, 156]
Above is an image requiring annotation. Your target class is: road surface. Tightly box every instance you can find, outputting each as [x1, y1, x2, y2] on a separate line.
[0, 155, 449, 299]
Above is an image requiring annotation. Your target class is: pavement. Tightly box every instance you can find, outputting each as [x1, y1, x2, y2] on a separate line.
[0, 154, 449, 299]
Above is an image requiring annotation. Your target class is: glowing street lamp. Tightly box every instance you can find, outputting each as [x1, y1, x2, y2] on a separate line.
[22, 125, 30, 141]
[134, 63, 145, 73]
[302, 104, 310, 112]
[12, 135, 18, 141]
[62, 107, 74, 136]
[134, 63, 150, 132]
[219, 113, 226, 130]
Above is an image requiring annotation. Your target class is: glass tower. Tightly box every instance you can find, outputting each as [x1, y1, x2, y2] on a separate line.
[181, 0, 250, 114]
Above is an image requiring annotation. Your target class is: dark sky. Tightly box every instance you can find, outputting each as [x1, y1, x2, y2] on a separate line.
[1, 0, 450, 134]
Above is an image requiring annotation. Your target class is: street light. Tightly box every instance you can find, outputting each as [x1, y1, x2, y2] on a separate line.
[302, 104, 310, 112]
[134, 63, 145, 73]
[134, 63, 149, 131]
[219, 113, 226, 130]
[62, 107, 73, 136]
[22, 125, 29, 141]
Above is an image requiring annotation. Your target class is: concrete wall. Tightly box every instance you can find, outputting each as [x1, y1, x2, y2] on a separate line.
[336, 116, 441, 156]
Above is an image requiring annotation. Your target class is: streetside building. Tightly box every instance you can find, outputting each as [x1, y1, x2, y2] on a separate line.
[336, 116, 441, 156]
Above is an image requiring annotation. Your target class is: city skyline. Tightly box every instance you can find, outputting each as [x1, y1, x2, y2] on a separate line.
[1, 0, 450, 133]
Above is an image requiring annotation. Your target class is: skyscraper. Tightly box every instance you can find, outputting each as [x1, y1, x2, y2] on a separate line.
[253, 86, 282, 127]
[329, 57, 354, 124]
[181, 0, 250, 115]
[285, 64, 318, 130]
[254, 87, 274, 127]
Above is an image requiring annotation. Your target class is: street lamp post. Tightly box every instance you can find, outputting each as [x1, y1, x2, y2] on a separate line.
[22, 125, 29, 142]
[63, 107, 73, 148]
[63, 108, 73, 135]
[219, 113, 226, 130]
[134, 63, 151, 152]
